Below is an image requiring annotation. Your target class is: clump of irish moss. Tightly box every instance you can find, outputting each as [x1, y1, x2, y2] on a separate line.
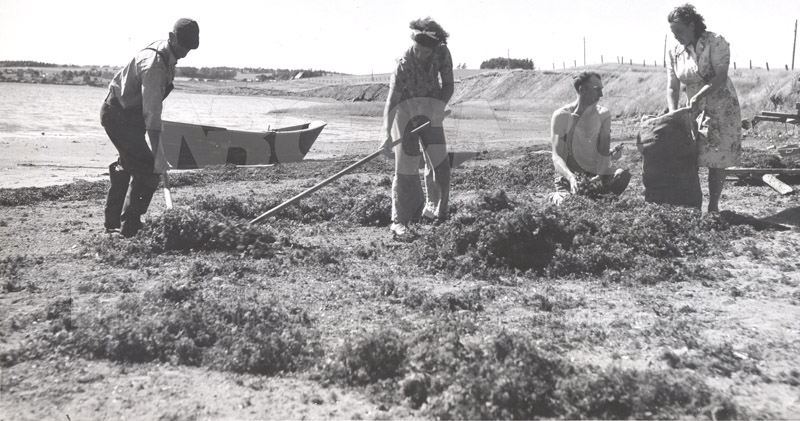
[193, 194, 265, 220]
[452, 148, 554, 192]
[0, 180, 107, 207]
[323, 325, 744, 419]
[413, 191, 752, 279]
[2, 285, 321, 375]
[418, 330, 571, 419]
[413, 191, 558, 277]
[739, 147, 785, 169]
[558, 365, 741, 420]
[378, 281, 489, 313]
[193, 178, 391, 226]
[324, 328, 408, 386]
[92, 208, 282, 267]
[148, 208, 278, 256]
[661, 342, 763, 378]
[1, 255, 27, 283]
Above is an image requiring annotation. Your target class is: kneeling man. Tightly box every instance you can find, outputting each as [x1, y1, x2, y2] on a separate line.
[550, 71, 630, 205]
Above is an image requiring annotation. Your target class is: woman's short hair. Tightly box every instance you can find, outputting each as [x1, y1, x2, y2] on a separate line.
[667, 3, 707, 38]
[573, 71, 602, 92]
[409, 17, 449, 46]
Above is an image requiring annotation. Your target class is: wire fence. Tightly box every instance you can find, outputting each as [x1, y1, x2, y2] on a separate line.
[305, 58, 797, 85]
[548, 56, 797, 71]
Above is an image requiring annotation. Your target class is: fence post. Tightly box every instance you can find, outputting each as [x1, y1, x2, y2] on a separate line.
[749, 60, 752, 69]
[563, 61, 565, 69]
[733, 62, 736, 69]
[629, 59, 632, 65]
[766, 62, 770, 71]
[574, 60, 577, 68]
[786, 64, 789, 70]
[601, 55, 604, 64]
[553, 63, 555, 70]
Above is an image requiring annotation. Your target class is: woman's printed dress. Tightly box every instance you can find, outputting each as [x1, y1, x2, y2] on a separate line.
[669, 31, 742, 168]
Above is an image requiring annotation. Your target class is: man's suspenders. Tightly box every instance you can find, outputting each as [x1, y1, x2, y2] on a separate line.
[142, 47, 174, 99]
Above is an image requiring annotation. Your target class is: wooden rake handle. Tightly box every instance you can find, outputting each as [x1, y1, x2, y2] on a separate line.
[162, 171, 173, 210]
[249, 120, 433, 224]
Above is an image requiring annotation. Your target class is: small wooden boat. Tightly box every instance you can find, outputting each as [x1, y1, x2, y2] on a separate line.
[159, 120, 326, 169]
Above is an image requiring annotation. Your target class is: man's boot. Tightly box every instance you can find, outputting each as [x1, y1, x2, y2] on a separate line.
[120, 178, 156, 238]
[104, 161, 130, 231]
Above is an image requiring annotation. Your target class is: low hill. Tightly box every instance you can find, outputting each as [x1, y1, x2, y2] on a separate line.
[262, 64, 800, 119]
[451, 64, 800, 119]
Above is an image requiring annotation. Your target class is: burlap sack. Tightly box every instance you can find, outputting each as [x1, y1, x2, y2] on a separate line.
[637, 108, 702, 209]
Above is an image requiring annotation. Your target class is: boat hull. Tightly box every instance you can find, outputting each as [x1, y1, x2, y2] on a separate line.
[159, 120, 326, 169]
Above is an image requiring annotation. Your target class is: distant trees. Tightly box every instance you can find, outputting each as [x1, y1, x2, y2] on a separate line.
[0, 66, 113, 86]
[174, 66, 341, 81]
[176, 67, 333, 81]
[242, 68, 339, 81]
[177, 67, 238, 80]
[0, 61, 342, 85]
[0, 61, 62, 67]
[479, 57, 535, 70]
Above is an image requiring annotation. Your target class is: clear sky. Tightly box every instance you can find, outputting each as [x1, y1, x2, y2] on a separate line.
[1, 0, 798, 74]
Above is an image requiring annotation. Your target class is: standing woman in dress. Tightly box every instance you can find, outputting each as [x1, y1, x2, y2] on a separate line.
[379, 17, 454, 237]
[666, 3, 741, 213]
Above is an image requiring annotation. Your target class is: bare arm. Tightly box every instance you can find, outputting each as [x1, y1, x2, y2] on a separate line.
[551, 111, 577, 193]
[667, 72, 681, 112]
[689, 35, 732, 110]
[440, 80, 454, 105]
[379, 72, 402, 152]
[147, 130, 168, 172]
[688, 61, 728, 109]
[552, 135, 580, 195]
[552, 135, 575, 182]
[382, 84, 401, 140]
[666, 49, 681, 112]
[436, 48, 455, 123]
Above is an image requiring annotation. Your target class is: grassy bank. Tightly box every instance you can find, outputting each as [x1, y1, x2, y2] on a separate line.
[452, 64, 800, 119]
[176, 64, 800, 124]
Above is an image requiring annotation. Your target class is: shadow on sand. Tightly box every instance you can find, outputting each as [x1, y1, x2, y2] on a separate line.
[762, 206, 800, 228]
[719, 210, 792, 231]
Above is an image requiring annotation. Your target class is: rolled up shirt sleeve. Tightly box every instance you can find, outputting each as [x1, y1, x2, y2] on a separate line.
[439, 47, 454, 85]
[140, 65, 168, 131]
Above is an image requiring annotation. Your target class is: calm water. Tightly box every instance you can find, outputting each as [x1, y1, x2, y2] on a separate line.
[0, 83, 391, 187]
[0, 83, 332, 138]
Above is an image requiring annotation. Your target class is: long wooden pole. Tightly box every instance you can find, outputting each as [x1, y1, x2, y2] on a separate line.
[250, 121, 433, 224]
[162, 172, 173, 210]
[583, 37, 586, 66]
[792, 19, 797, 70]
[154, 138, 173, 210]
[727, 167, 800, 175]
